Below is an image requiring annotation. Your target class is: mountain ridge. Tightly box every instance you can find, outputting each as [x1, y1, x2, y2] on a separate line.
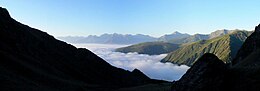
[157, 31, 191, 42]
[162, 30, 252, 66]
[58, 33, 157, 44]
[168, 29, 241, 44]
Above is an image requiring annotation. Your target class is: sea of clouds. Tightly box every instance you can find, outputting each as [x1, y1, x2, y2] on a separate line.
[73, 43, 189, 81]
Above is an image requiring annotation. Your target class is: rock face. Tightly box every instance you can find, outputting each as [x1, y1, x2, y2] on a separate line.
[171, 53, 227, 91]
[171, 24, 260, 91]
[0, 7, 157, 91]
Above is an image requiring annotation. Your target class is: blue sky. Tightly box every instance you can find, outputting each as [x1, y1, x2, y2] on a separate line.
[1, 0, 260, 37]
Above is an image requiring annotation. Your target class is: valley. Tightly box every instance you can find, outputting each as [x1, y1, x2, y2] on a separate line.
[1, 0, 260, 90]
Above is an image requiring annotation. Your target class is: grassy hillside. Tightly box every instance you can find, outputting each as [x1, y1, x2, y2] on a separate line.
[115, 42, 179, 55]
[161, 30, 252, 66]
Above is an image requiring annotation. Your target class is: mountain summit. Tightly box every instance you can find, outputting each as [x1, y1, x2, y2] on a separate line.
[172, 31, 181, 34]
[0, 7, 11, 20]
[158, 31, 190, 42]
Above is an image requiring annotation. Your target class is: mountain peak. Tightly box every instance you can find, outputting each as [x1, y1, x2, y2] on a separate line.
[172, 31, 181, 34]
[0, 7, 11, 19]
[255, 24, 260, 32]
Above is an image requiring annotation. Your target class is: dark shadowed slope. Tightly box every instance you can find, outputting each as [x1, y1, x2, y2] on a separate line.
[232, 25, 260, 65]
[0, 7, 160, 91]
[171, 53, 227, 91]
[228, 24, 260, 91]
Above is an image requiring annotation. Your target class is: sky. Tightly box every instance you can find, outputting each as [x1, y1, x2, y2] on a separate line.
[1, 0, 260, 37]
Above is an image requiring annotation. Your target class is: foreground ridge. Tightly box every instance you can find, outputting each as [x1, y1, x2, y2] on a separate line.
[0, 7, 161, 91]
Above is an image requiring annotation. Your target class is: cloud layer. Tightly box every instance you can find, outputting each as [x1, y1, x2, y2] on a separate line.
[74, 43, 189, 81]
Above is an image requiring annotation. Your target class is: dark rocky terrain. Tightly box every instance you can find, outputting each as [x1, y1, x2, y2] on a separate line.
[0, 7, 164, 91]
[171, 24, 260, 91]
[171, 53, 227, 91]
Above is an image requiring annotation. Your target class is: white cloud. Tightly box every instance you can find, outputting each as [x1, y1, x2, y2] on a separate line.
[73, 43, 189, 81]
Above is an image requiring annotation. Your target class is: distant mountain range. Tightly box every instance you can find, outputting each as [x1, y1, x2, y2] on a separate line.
[58, 33, 157, 44]
[0, 7, 165, 91]
[58, 31, 192, 44]
[60, 30, 234, 45]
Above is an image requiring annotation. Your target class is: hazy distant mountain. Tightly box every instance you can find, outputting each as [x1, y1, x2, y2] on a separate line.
[0, 7, 165, 91]
[169, 34, 209, 44]
[116, 42, 179, 55]
[56, 36, 85, 43]
[162, 30, 252, 66]
[58, 33, 157, 44]
[157, 31, 190, 42]
[58, 31, 192, 44]
[168, 29, 241, 44]
[209, 29, 234, 39]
